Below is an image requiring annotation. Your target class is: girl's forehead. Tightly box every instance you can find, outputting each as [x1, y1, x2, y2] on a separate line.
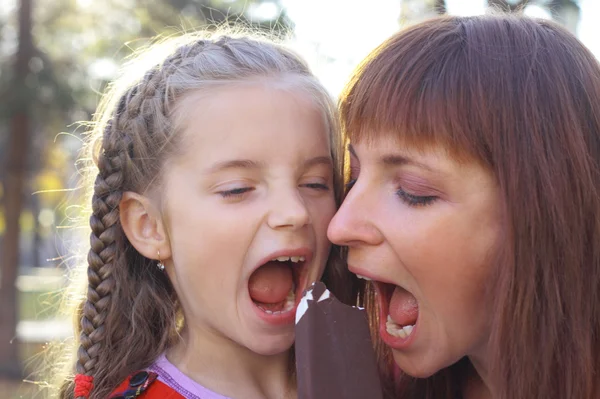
[167, 85, 332, 164]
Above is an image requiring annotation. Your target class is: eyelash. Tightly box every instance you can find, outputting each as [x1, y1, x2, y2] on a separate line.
[396, 188, 437, 207]
[345, 179, 357, 192]
[302, 183, 329, 191]
[219, 183, 329, 199]
[345, 179, 437, 207]
[219, 187, 254, 198]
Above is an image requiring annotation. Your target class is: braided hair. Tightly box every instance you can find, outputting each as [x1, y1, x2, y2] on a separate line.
[58, 33, 345, 399]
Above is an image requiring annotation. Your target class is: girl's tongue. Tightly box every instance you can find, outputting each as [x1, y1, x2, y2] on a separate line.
[248, 262, 293, 308]
[388, 286, 419, 326]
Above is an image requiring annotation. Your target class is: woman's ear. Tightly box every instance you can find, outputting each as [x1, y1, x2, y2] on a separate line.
[120, 191, 171, 262]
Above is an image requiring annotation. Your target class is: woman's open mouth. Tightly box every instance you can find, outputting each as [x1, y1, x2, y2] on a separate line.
[358, 275, 419, 347]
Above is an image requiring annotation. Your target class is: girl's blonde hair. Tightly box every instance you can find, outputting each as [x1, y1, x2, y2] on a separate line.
[56, 30, 347, 399]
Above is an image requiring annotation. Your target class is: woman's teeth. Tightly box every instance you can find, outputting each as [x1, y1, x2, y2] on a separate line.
[356, 274, 372, 281]
[386, 315, 414, 339]
[271, 255, 305, 262]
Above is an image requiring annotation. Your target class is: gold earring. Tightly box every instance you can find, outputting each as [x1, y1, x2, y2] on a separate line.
[157, 250, 165, 271]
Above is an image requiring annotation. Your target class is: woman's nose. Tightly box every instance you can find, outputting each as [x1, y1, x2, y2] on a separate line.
[327, 181, 384, 247]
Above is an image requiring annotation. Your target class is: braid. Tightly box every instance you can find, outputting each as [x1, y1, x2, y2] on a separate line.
[73, 40, 206, 399]
[75, 119, 126, 396]
[58, 34, 338, 399]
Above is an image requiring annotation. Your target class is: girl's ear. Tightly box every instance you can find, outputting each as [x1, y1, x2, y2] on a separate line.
[120, 191, 172, 262]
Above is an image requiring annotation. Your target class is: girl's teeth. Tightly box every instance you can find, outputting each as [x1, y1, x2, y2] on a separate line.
[258, 287, 296, 314]
[272, 256, 305, 262]
[386, 315, 414, 339]
[283, 294, 295, 312]
[356, 274, 372, 281]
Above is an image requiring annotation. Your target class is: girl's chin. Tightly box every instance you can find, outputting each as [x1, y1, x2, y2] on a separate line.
[244, 335, 295, 357]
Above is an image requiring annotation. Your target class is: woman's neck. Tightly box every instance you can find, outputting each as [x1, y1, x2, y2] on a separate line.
[462, 356, 494, 399]
[166, 326, 295, 399]
[462, 372, 492, 399]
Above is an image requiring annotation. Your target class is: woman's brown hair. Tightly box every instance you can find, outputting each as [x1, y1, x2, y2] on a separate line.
[49, 30, 352, 399]
[340, 14, 600, 399]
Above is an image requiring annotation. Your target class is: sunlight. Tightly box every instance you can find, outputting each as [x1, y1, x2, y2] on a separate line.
[76, 0, 93, 8]
[446, 0, 486, 16]
[281, 0, 600, 97]
[524, 4, 553, 19]
[88, 57, 119, 81]
[579, 0, 600, 59]
[282, 0, 401, 95]
[247, 1, 280, 21]
[0, 0, 16, 17]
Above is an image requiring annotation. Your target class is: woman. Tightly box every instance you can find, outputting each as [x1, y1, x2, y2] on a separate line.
[328, 14, 600, 399]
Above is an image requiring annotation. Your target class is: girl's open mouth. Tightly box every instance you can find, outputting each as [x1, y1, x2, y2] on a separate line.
[248, 256, 308, 322]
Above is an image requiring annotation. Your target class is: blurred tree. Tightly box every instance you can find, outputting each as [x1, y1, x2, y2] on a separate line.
[488, 0, 529, 11]
[434, 0, 447, 14]
[401, 0, 447, 23]
[0, 0, 34, 377]
[0, 0, 290, 378]
[488, 0, 580, 25]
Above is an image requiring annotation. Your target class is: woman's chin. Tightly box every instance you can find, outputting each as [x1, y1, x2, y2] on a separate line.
[391, 351, 439, 379]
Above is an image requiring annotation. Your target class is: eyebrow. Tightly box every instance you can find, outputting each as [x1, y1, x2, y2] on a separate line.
[347, 144, 436, 172]
[305, 155, 333, 169]
[207, 159, 264, 173]
[206, 156, 332, 174]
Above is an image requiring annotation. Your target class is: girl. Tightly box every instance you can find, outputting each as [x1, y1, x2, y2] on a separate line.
[328, 14, 600, 399]
[56, 31, 353, 399]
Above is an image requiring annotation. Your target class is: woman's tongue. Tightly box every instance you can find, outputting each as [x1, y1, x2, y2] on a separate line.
[388, 286, 419, 326]
[248, 262, 293, 310]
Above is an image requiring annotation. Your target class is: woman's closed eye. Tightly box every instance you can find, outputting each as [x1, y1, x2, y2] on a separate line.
[345, 178, 357, 193]
[345, 175, 439, 207]
[396, 187, 438, 207]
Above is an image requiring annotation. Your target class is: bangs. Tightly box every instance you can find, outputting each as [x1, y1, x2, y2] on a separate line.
[340, 17, 490, 164]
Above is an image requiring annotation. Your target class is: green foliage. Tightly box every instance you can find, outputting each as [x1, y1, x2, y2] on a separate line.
[0, 0, 291, 233]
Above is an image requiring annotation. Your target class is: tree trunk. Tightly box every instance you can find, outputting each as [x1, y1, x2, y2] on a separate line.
[0, 0, 34, 378]
[487, 0, 529, 12]
[434, 0, 447, 14]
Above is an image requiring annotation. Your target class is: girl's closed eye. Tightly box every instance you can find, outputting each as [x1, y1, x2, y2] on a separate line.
[218, 186, 255, 199]
[301, 181, 330, 191]
[299, 175, 331, 192]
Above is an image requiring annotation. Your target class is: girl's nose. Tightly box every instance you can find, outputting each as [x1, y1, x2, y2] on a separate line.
[267, 189, 310, 230]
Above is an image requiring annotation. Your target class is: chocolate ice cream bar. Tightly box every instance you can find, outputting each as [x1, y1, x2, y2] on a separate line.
[295, 281, 383, 399]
